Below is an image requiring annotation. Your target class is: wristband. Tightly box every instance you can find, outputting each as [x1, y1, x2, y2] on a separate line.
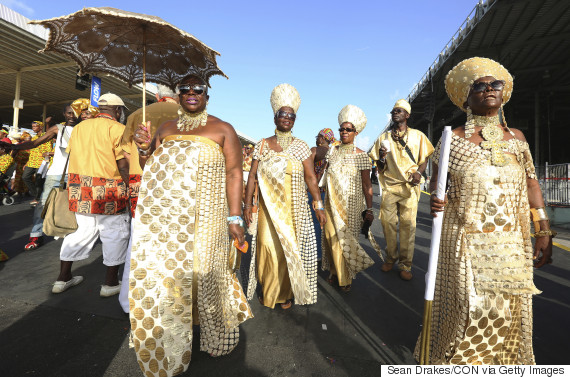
[533, 229, 557, 238]
[227, 215, 244, 227]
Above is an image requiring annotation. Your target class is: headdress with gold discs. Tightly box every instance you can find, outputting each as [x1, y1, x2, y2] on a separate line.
[445, 57, 514, 166]
[270, 83, 301, 115]
[338, 104, 367, 134]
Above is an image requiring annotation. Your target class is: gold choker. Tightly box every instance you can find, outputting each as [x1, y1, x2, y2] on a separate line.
[275, 129, 293, 150]
[177, 106, 208, 132]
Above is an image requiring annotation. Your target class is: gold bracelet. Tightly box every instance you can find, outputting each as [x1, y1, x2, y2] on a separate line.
[530, 207, 549, 222]
[533, 229, 557, 238]
[312, 200, 324, 211]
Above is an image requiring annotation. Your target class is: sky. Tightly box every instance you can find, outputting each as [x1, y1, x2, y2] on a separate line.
[1, 0, 478, 149]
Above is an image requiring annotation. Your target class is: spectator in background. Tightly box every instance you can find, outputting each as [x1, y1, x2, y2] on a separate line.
[22, 121, 51, 206]
[2, 104, 78, 250]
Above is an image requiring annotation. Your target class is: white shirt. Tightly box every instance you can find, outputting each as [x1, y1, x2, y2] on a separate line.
[47, 124, 74, 176]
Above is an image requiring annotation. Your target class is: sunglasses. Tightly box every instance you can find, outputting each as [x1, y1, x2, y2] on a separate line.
[471, 80, 505, 93]
[276, 110, 296, 120]
[390, 108, 405, 115]
[178, 84, 207, 95]
[338, 127, 356, 133]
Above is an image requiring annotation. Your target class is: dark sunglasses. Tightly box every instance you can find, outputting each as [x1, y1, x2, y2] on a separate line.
[276, 110, 296, 120]
[471, 80, 505, 93]
[338, 127, 356, 133]
[390, 108, 405, 115]
[178, 84, 207, 95]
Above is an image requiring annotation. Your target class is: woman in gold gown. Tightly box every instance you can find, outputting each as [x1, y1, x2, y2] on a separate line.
[419, 57, 554, 365]
[131, 75, 253, 377]
[244, 83, 325, 310]
[322, 105, 374, 292]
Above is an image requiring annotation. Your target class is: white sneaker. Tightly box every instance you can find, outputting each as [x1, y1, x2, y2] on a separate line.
[52, 276, 83, 293]
[100, 282, 121, 297]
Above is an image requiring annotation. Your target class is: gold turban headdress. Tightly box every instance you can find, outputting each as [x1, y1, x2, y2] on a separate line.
[393, 99, 411, 114]
[445, 57, 513, 111]
[32, 121, 43, 128]
[338, 104, 367, 133]
[71, 98, 100, 118]
[270, 83, 301, 115]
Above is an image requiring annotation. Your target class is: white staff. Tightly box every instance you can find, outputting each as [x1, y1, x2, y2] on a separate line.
[419, 126, 452, 365]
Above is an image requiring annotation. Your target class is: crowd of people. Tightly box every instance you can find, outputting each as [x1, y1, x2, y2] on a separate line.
[0, 56, 555, 373]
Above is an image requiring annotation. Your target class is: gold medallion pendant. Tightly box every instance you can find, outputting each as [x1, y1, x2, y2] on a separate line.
[480, 124, 508, 166]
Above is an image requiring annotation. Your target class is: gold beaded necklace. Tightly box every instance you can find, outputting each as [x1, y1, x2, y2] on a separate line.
[176, 106, 208, 132]
[275, 129, 293, 150]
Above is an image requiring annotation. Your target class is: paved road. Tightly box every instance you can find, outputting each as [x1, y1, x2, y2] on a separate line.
[1, 187, 568, 376]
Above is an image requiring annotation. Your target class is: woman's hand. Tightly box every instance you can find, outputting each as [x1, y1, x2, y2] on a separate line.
[533, 236, 553, 268]
[133, 121, 151, 150]
[229, 223, 245, 246]
[315, 209, 326, 228]
[430, 194, 447, 217]
[409, 171, 422, 186]
[244, 206, 253, 227]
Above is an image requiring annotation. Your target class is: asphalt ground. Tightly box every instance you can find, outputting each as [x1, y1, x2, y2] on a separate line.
[1, 186, 569, 377]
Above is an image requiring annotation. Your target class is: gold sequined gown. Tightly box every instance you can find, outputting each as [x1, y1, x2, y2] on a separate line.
[322, 146, 374, 286]
[250, 137, 318, 308]
[416, 133, 540, 365]
[129, 135, 253, 377]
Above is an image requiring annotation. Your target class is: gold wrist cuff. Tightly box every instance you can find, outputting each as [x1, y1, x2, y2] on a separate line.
[312, 200, 324, 211]
[530, 207, 549, 222]
[533, 229, 557, 238]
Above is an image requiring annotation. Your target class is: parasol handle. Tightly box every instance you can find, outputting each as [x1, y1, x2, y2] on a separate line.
[142, 26, 146, 126]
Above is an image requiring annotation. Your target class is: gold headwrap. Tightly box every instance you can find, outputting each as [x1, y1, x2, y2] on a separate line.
[445, 57, 513, 111]
[32, 121, 44, 128]
[338, 104, 367, 133]
[270, 83, 301, 114]
[71, 98, 100, 118]
[393, 99, 411, 115]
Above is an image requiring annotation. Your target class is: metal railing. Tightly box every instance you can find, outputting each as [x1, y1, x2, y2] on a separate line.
[536, 163, 570, 207]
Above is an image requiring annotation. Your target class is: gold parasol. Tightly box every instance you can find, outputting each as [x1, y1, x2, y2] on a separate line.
[30, 7, 227, 124]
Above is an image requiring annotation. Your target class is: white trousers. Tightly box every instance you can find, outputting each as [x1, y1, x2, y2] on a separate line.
[60, 212, 130, 266]
[119, 221, 135, 313]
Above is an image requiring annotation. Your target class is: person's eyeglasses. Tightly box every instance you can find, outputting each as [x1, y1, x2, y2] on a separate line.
[390, 108, 404, 115]
[276, 110, 296, 120]
[178, 84, 207, 95]
[338, 127, 356, 133]
[471, 80, 505, 93]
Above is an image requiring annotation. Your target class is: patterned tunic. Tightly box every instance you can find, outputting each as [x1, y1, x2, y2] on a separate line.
[25, 132, 52, 169]
[247, 137, 318, 306]
[416, 133, 539, 365]
[322, 146, 374, 285]
[130, 135, 252, 377]
[0, 154, 14, 175]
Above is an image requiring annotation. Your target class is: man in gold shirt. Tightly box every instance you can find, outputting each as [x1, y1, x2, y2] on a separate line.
[52, 93, 130, 297]
[117, 85, 178, 313]
[369, 99, 434, 280]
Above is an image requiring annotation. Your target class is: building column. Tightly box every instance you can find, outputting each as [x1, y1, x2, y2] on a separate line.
[13, 70, 22, 128]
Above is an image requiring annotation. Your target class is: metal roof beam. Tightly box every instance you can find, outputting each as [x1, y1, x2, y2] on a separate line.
[0, 61, 77, 75]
